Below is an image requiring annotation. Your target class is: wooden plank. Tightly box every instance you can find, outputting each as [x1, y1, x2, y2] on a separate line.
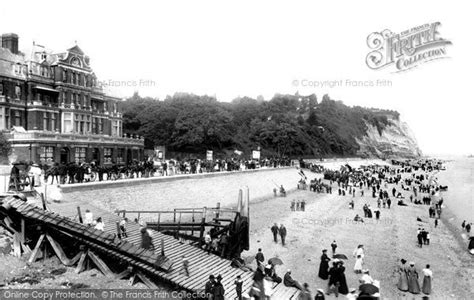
[45, 234, 77, 266]
[184, 259, 231, 290]
[20, 218, 25, 244]
[13, 233, 22, 258]
[20, 242, 32, 256]
[115, 268, 132, 280]
[75, 251, 88, 274]
[88, 251, 115, 278]
[28, 234, 45, 263]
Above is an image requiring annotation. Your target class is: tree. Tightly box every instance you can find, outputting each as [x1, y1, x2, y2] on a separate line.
[0, 132, 12, 164]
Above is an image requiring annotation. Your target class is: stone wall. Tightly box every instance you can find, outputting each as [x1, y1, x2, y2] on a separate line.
[60, 167, 311, 214]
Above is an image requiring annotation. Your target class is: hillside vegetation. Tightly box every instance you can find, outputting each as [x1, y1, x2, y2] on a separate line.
[121, 92, 400, 158]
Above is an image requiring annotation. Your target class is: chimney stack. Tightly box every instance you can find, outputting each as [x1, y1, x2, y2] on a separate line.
[1, 33, 19, 54]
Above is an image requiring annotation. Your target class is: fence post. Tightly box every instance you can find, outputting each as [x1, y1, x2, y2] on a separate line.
[116, 221, 121, 239]
[77, 206, 83, 224]
[215, 202, 220, 222]
[157, 213, 161, 231]
[199, 207, 207, 247]
[191, 210, 195, 236]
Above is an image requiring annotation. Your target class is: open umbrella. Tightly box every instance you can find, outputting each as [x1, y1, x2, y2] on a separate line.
[359, 283, 379, 295]
[269, 257, 283, 265]
[333, 254, 348, 260]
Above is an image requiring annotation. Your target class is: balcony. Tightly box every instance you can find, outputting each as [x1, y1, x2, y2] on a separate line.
[0, 95, 5, 103]
[7, 130, 144, 147]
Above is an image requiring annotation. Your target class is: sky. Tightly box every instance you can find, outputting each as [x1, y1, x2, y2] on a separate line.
[1, 0, 473, 156]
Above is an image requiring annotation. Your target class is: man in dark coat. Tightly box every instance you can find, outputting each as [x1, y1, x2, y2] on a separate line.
[213, 275, 225, 300]
[283, 270, 303, 290]
[255, 248, 265, 268]
[271, 223, 279, 243]
[318, 249, 330, 280]
[279, 224, 287, 246]
[327, 262, 339, 296]
[334, 261, 349, 295]
[204, 275, 215, 300]
[331, 240, 337, 255]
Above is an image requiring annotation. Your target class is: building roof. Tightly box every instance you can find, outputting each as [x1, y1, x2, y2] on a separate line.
[0, 47, 26, 79]
[67, 45, 85, 55]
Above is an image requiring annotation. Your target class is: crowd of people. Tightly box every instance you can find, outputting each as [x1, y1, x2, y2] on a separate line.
[9, 156, 293, 191]
[239, 159, 450, 299]
[61, 157, 459, 299]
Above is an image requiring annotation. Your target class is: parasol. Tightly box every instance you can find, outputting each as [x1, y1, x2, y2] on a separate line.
[359, 283, 379, 295]
[333, 254, 348, 260]
[269, 257, 284, 265]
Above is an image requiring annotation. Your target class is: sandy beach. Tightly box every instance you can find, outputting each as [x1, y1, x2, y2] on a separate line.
[2, 159, 473, 299]
[242, 165, 474, 299]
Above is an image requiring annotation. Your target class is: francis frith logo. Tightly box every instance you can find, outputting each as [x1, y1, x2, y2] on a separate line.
[366, 22, 452, 72]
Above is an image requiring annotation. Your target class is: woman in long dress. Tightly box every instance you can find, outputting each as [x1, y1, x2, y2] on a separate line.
[407, 262, 421, 294]
[335, 262, 349, 295]
[422, 264, 432, 294]
[397, 259, 409, 291]
[318, 249, 331, 279]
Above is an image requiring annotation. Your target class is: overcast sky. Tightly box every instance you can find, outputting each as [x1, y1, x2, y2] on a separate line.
[1, 0, 473, 156]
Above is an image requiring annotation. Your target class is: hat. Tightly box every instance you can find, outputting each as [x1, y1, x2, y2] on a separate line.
[216, 274, 222, 280]
[409, 261, 415, 266]
[316, 289, 324, 294]
[287, 269, 291, 273]
[209, 275, 215, 280]
[322, 249, 327, 252]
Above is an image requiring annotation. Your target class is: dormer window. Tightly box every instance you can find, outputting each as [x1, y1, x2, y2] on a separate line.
[41, 52, 47, 60]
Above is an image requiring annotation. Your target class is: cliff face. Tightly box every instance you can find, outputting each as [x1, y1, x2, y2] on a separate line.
[356, 118, 422, 158]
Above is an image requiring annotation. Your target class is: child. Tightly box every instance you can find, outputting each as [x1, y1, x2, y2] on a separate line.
[182, 255, 189, 276]
[354, 255, 363, 274]
[94, 217, 104, 231]
[84, 209, 94, 226]
[119, 217, 128, 238]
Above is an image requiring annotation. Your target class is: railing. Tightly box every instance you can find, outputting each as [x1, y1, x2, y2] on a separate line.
[8, 131, 144, 145]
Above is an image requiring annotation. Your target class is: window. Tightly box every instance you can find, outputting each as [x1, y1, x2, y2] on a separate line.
[98, 118, 103, 133]
[5, 108, 9, 129]
[62, 70, 67, 82]
[40, 146, 54, 163]
[14, 110, 21, 126]
[86, 115, 91, 133]
[15, 86, 21, 99]
[117, 148, 124, 164]
[75, 147, 86, 163]
[0, 108, 4, 130]
[0, 82, 3, 95]
[51, 113, 57, 131]
[112, 120, 119, 137]
[104, 148, 112, 163]
[43, 112, 49, 130]
[63, 112, 73, 133]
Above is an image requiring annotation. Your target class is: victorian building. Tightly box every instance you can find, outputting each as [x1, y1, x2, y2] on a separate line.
[0, 33, 144, 165]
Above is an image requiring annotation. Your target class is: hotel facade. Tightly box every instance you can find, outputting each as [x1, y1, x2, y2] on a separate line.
[0, 33, 144, 165]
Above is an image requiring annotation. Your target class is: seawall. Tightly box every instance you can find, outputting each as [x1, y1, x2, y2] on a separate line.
[58, 167, 308, 214]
